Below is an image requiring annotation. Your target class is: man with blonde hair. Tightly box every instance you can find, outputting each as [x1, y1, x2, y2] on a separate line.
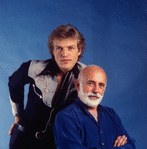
[8, 24, 86, 149]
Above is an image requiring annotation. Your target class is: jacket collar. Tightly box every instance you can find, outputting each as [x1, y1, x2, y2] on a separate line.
[39, 58, 80, 79]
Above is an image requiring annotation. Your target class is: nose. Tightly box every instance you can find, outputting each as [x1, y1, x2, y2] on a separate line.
[61, 48, 68, 57]
[93, 84, 99, 93]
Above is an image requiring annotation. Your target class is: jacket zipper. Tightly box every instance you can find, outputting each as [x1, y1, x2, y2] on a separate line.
[32, 84, 43, 99]
[35, 72, 70, 139]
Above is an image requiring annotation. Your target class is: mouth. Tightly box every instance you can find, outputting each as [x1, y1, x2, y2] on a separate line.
[61, 59, 71, 63]
[88, 95, 99, 100]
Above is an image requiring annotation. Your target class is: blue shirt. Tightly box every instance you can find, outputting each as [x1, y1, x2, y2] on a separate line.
[54, 98, 136, 149]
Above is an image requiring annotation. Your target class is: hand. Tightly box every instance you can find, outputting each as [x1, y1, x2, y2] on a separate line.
[8, 116, 20, 136]
[113, 135, 127, 147]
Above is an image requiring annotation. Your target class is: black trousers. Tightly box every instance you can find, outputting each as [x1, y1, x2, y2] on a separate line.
[9, 124, 56, 149]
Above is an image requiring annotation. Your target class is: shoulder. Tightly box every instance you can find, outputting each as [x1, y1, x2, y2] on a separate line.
[17, 60, 31, 71]
[57, 102, 78, 115]
[17, 59, 49, 72]
[100, 105, 114, 112]
[56, 101, 80, 120]
[76, 61, 86, 71]
[99, 105, 116, 117]
[28, 59, 50, 76]
[29, 59, 49, 69]
[10, 60, 31, 76]
[99, 105, 121, 122]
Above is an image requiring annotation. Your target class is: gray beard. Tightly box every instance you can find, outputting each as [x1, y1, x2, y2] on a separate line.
[78, 83, 103, 108]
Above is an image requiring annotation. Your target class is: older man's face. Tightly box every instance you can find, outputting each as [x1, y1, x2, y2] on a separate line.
[78, 68, 107, 108]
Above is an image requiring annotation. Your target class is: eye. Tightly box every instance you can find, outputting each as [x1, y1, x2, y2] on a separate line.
[68, 46, 74, 50]
[56, 47, 62, 50]
[99, 83, 105, 88]
[88, 81, 94, 86]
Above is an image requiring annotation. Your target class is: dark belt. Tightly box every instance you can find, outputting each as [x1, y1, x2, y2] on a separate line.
[17, 124, 49, 139]
[17, 124, 26, 132]
[17, 124, 36, 134]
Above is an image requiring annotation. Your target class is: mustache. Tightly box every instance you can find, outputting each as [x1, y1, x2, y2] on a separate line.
[87, 93, 102, 98]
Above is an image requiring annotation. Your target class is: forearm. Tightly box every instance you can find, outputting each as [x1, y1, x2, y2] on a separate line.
[8, 61, 31, 115]
[10, 97, 24, 116]
[111, 143, 136, 149]
[112, 109, 136, 149]
[110, 136, 136, 149]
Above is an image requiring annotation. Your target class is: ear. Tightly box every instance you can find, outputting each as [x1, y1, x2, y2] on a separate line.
[75, 80, 80, 91]
[78, 49, 82, 56]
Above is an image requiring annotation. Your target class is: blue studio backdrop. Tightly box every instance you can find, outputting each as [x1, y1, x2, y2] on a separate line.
[0, 0, 147, 148]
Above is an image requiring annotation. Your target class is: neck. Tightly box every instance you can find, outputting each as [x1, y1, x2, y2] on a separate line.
[57, 71, 65, 76]
[87, 106, 98, 122]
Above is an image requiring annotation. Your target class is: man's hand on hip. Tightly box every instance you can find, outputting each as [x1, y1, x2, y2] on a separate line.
[8, 116, 20, 135]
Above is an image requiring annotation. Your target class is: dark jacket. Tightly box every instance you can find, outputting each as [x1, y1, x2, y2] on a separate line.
[9, 59, 86, 132]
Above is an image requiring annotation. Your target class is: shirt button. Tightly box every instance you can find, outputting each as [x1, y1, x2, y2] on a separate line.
[101, 131, 103, 133]
[102, 143, 104, 146]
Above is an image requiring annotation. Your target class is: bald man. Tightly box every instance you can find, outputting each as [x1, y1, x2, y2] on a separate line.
[53, 65, 136, 149]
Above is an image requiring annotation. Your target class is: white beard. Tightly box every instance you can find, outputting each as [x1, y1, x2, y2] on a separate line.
[78, 83, 103, 108]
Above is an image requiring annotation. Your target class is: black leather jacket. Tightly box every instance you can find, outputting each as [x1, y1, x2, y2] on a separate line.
[9, 59, 86, 134]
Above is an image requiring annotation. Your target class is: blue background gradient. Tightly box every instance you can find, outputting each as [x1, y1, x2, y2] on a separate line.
[0, 0, 147, 148]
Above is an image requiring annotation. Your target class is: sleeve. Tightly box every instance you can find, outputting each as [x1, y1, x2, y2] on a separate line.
[8, 61, 31, 116]
[110, 108, 136, 149]
[53, 111, 89, 149]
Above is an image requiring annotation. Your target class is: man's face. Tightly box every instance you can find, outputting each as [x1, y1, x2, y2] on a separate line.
[78, 83, 104, 108]
[77, 69, 107, 108]
[53, 38, 81, 74]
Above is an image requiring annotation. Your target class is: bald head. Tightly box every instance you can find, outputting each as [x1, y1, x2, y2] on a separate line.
[78, 65, 107, 83]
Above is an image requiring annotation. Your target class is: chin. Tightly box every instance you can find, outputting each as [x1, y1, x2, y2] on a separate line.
[80, 97, 100, 108]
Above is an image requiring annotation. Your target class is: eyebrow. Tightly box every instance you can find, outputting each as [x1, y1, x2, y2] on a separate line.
[68, 45, 76, 46]
[54, 45, 61, 47]
[87, 80, 105, 86]
[55, 44, 75, 47]
[67, 45, 76, 48]
[87, 80, 95, 83]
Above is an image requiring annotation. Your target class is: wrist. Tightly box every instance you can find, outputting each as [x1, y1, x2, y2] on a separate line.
[15, 113, 20, 117]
